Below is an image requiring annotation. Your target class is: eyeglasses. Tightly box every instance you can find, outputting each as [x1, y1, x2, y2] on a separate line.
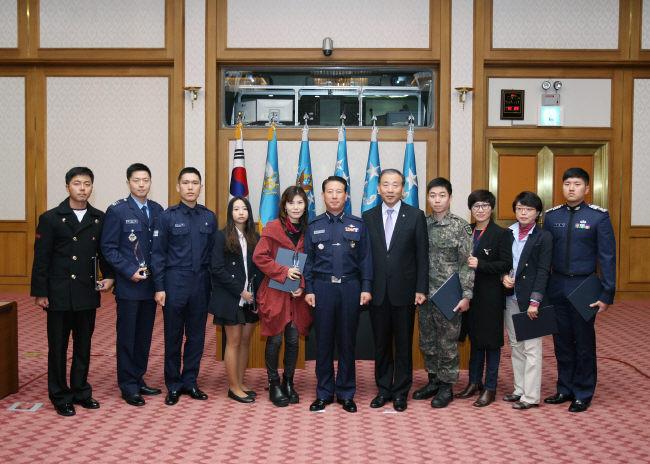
[515, 206, 537, 213]
[471, 203, 491, 211]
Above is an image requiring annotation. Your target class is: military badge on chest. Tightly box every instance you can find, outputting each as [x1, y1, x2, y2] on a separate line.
[575, 219, 591, 230]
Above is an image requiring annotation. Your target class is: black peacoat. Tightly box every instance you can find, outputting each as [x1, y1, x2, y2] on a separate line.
[207, 229, 262, 320]
[463, 221, 513, 349]
[30, 198, 114, 311]
[511, 225, 554, 312]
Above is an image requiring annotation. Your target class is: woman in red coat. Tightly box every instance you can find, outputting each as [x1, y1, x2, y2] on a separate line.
[253, 186, 312, 407]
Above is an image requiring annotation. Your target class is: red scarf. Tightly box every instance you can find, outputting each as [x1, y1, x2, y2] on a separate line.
[284, 217, 300, 234]
[518, 223, 535, 241]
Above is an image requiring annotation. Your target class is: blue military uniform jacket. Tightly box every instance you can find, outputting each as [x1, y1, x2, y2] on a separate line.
[100, 196, 163, 300]
[151, 202, 218, 293]
[303, 212, 373, 294]
[543, 201, 616, 304]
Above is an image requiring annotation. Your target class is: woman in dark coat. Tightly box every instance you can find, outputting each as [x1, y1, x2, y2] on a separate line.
[208, 196, 260, 403]
[456, 190, 512, 407]
[253, 186, 312, 407]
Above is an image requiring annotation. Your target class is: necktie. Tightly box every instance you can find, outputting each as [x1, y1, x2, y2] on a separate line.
[141, 204, 149, 225]
[385, 208, 394, 249]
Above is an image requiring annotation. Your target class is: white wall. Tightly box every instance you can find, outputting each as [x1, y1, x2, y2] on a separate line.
[488, 78, 612, 127]
[0, 0, 17, 48]
[0, 77, 25, 220]
[632, 79, 650, 226]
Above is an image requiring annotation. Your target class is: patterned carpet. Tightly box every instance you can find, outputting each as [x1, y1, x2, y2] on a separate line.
[1, 293, 649, 463]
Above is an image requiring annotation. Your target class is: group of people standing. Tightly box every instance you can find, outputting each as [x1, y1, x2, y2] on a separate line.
[30, 163, 615, 417]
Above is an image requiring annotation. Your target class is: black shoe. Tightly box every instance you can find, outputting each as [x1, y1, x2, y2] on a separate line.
[370, 395, 391, 408]
[431, 383, 453, 408]
[139, 385, 162, 396]
[393, 397, 407, 412]
[122, 393, 145, 407]
[413, 374, 439, 400]
[269, 380, 289, 407]
[182, 387, 208, 400]
[54, 403, 76, 417]
[513, 401, 539, 410]
[165, 391, 180, 405]
[544, 392, 574, 405]
[281, 375, 299, 404]
[309, 398, 332, 412]
[337, 398, 357, 413]
[244, 390, 257, 398]
[74, 398, 100, 409]
[503, 393, 522, 402]
[454, 383, 483, 399]
[228, 389, 255, 404]
[473, 389, 496, 407]
[568, 399, 590, 413]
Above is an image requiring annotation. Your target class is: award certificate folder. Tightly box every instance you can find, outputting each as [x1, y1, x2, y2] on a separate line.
[268, 248, 307, 293]
[512, 306, 558, 342]
[429, 273, 462, 321]
[567, 274, 603, 322]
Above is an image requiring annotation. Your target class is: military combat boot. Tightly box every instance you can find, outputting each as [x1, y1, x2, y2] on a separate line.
[412, 373, 439, 400]
[431, 382, 453, 408]
[281, 374, 299, 404]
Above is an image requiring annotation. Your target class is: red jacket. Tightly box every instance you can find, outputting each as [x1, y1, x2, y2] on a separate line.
[252, 219, 312, 336]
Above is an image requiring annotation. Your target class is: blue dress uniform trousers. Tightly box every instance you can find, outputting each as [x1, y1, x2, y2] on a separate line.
[313, 278, 361, 400]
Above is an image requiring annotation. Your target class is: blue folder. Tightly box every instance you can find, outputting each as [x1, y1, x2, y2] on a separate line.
[268, 248, 307, 293]
[512, 305, 558, 341]
[429, 273, 462, 321]
[567, 274, 603, 322]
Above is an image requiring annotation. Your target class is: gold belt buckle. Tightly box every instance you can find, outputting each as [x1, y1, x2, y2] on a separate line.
[331, 276, 342, 284]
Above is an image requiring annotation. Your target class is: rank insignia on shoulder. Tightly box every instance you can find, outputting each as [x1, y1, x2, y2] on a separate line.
[545, 204, 562, 213]
[464, 224, 472, 235]
[588, 204, 608, 213]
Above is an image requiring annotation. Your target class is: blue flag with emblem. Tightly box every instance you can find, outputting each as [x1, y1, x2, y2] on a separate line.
[259, 125, 280, 231]
[334, 124, 352, 215]
[296, 124, 316, 221]
[402, 125, 419, 208]
[361, 125, 381, 213]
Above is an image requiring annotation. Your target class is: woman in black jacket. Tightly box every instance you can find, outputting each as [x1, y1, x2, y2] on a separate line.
[208, 196, 260, 403]
[456, 190, 512, 407]
[502, 191, 553, 409]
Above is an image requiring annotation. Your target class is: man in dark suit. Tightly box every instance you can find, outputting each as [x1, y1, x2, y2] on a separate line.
[101, 163, 164, 407]
[31, 166, 114, 416]
[362, 169, 428, 411]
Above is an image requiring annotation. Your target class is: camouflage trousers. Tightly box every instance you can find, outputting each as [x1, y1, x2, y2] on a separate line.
[418, 302, 461, 384]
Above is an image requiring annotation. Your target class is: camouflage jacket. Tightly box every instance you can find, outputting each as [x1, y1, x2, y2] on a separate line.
[426, 211, 474, 300]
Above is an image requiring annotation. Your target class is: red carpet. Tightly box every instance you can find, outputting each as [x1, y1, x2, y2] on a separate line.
[1, 293, 649, 463]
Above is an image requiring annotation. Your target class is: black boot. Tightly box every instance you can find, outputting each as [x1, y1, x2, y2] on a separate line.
[281, 374, 299, 404]
[269, 379, 289, 407]
[412, 373, 439, 400]
[431, 382, 453, 408]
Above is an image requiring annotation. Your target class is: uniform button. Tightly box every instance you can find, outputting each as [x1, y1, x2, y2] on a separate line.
[232, 262, 236, 265]
[525, 263, 528, 267]
[231, 275, 235, 278]
[522, 276, 526, 279]
[71, 274, 76, 279]
[72, 256, 77, 260]
[73, 236, 78, 241]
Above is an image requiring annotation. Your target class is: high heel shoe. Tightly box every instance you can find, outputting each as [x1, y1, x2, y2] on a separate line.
[228, 389, 254, 404]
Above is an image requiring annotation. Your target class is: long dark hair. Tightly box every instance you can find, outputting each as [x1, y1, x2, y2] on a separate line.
[224, 196, 258, 254]
[279, 186, 309, 230]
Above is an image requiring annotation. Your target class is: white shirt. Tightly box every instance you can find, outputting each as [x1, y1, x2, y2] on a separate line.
[508, 222, 536, 301]
[237, 228, 249, 307]
[382, 200, 402, 228]
[73, 209, 87, 222]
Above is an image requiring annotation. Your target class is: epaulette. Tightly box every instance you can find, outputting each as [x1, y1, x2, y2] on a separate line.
[309, 213, 326, 224]
[110, 198, 128, 207]
[545, 204, 563, 214]
[588, 204, 608, 213]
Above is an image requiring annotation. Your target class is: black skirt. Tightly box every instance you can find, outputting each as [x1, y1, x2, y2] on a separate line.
[213, 304, 259, 326]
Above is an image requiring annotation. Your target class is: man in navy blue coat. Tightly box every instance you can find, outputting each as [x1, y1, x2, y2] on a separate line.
[543, 167, 616, 413]
[101, 163, 164, 407]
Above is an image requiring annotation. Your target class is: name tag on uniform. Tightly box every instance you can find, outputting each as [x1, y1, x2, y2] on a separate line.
[125, 219, 139, 224]
[174, 223, 186, 228]
[153, 230, 159, 237]
[553, 223, 566, 228]
[313, 229, 326, 235]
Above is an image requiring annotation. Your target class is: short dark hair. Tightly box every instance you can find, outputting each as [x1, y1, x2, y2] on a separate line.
[467, 189, 496, 210]
[126, 163, 152, 180]
[512, 191, 543, 217]
[322, 175, 347, 193]
[379, 169, 405, 186]
[178, 166, 202, 182]
[562, 167, 590, 185]
[65, 167, 94, 185]
[426, 177, 452, 195]
[279, 186, 309, 230]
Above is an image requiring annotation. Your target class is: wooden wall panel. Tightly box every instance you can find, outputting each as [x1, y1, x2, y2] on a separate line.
[0, 232, 27, 276]
[628, 237, 650, 282]
[553, 155, 594, 206]
[497, 155, 537, 220]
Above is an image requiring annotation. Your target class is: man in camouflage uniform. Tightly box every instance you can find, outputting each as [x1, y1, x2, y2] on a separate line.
[412, 177, 474, 408]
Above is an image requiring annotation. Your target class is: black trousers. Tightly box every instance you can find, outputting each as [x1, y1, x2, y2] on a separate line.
[116, 298, 157, 395]
[369, 299, 415, 399]
[47, 309, 96, 406]
[265, 322, 299, 383]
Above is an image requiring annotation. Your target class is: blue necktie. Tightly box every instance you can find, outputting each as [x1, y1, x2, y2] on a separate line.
[141, 204, 149, 224]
